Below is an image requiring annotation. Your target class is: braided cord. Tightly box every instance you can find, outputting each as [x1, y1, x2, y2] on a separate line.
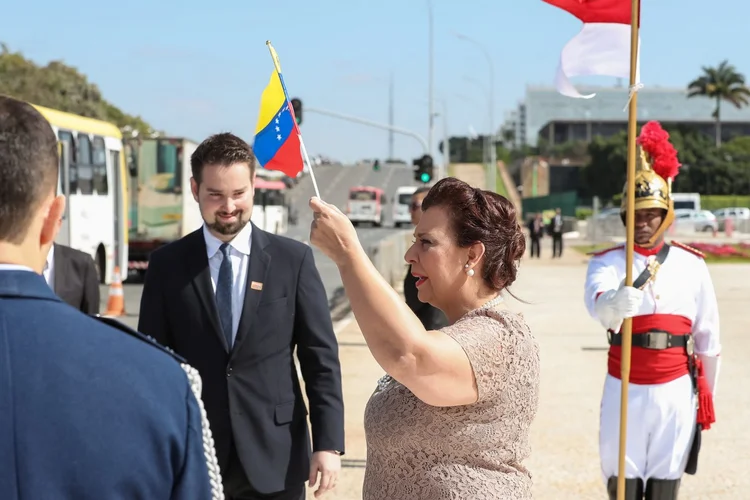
[181, 363, 225, 500]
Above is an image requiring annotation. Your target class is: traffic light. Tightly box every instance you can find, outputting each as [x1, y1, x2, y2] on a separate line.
[373, 159, 380, 171]
[290, 98, 302, 125]
[413, 154, 434, 183]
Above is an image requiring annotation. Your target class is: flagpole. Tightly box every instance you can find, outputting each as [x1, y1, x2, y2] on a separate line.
[617, 0, 641, 498]
[265, 41, 321, 199]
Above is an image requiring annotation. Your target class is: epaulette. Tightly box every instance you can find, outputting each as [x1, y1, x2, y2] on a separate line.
[587, 244, 624, 257]
[670, 240, 705, 259]
[90, 315, 187, 364]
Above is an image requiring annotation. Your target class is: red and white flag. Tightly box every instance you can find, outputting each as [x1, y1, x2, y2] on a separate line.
[543, 0, 640, 98]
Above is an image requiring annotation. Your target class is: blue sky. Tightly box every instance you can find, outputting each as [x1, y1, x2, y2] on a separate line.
[2, 0, 748, 163]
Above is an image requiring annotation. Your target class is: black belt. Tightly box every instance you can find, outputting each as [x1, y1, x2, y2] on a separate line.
[608, 330, 693, 352]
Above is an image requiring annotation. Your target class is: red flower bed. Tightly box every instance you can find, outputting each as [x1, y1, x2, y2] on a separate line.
[686, 242, 750, 258]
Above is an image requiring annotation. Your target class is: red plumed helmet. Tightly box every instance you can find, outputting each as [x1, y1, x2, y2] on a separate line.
[636, 121, 681, 181]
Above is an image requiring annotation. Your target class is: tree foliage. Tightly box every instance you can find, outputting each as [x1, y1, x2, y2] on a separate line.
[439, 135, 511, 164]
[0, 43, 156, 135]
[687, 60, 750, 147]
[580, 125, 750, 199]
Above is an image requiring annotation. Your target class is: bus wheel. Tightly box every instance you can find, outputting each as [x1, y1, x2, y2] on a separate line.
[96, 245, 107, 284]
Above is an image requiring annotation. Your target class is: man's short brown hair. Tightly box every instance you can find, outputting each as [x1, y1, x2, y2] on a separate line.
[0, 95, 59, 243]
[190, 132, 256, 184]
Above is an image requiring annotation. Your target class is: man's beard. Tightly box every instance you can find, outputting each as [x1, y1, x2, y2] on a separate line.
[206, 210, 249, 236]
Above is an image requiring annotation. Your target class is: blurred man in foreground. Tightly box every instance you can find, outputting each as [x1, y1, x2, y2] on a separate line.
[0, 95, 219, 500]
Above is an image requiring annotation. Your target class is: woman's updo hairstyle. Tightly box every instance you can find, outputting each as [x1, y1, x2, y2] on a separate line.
[421, 177, 526, 290]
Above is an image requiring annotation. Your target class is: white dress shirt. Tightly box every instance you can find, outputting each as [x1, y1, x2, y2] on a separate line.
[203, 223, 252, 344]
[43, 244, 55, 289]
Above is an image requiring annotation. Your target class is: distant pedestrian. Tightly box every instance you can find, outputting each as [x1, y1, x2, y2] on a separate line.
[527, 213, 544, 258]
[549, 208, 564, 257]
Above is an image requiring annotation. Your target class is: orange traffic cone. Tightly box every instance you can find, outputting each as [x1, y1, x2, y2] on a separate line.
[104, 266, 125, 317]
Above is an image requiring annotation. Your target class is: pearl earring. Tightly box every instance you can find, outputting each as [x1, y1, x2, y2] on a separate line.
[464, 264, 474, 277]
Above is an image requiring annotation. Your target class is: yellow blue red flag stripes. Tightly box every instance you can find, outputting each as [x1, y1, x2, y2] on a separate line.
[253, 71, 303, 177]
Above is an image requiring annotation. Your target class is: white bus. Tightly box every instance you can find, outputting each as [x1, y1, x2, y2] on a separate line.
[33, 104, 129, 284]
[672, 192, 701, 211]
[252, 178, 289, 234]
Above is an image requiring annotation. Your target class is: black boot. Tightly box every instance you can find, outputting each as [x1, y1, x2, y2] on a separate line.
[607, 476, 645, 499]
[645, 479, 681, 499]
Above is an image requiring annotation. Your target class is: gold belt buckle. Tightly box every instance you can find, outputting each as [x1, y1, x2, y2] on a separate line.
[686, 335, 695, 355]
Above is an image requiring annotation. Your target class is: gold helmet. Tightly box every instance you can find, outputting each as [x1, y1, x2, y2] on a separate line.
[619, 121, 682, 246]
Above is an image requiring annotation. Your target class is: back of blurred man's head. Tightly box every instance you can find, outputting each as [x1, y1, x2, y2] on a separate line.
[0, 95, 65, 271]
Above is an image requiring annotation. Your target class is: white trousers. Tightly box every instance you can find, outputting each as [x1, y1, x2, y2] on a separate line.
[599, 373, 696, 482]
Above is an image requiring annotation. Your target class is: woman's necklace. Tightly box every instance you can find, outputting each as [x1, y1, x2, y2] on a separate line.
[478, 294, 504, 310]
[374, 295, 504, 393]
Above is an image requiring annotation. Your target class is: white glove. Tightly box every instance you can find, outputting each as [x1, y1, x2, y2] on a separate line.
[594, 286, 644, 332]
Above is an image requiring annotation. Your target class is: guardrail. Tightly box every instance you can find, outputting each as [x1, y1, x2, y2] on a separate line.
[585, 217, 749, 243]
[365, 229, 412, 288]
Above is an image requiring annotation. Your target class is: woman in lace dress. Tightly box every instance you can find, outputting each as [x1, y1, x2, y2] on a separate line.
[309, 177, 540, 499]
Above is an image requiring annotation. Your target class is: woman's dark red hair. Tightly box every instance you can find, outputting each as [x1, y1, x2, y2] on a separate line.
[421, 177, 525, 290]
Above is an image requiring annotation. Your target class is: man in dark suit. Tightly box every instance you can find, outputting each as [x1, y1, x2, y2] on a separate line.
[138, 133, 345, 500]
[403, 187, 449, 330]
[527, 213, 544, 258]
[549, 207, 564, 258]
[43, 242, 100, 313]
[0, 95, 217, 499]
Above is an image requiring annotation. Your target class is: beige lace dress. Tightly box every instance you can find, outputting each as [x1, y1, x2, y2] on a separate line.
[363, 307, 540, 499]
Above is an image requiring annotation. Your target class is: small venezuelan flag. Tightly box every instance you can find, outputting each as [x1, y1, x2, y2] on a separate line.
[253, 71, 303, 177]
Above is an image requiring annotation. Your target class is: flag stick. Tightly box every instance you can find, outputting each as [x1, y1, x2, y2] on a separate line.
[617, 0, 641, 498]
[265, 40, 321, 199]
[298, 136, 321, 199]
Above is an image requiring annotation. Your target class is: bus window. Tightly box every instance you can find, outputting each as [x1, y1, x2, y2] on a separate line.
[673, 200, 697, 210]
[76, 133, 94, 195]
[58, 130, 76, 194]
[350, 190, 376, 201]
[265, 190, 286, 206]
[157, 140, 181, 193]
[92, 136, 108, 195]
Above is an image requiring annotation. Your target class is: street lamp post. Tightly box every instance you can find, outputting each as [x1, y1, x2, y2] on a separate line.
[455, 33, 496, 192]
[432, 99, 450, 180]
[427, 0, 435, 161]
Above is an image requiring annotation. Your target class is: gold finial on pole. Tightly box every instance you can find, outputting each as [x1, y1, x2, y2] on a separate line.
[266, 40, 282, 74]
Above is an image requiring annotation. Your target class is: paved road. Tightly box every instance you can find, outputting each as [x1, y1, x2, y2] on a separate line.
[285, 163, 417, 302]
[111, 163, 419, 329]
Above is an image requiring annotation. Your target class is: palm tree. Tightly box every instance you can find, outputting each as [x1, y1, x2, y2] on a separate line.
[687, 60, 750, 147]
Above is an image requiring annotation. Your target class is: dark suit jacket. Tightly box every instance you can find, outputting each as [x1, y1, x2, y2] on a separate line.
[138, 225, 345, 494]
[527, 219, 544, 239]
[0, 270, 211, 500]
[404, 265, 449, 330]
[52, 243, 100, 314]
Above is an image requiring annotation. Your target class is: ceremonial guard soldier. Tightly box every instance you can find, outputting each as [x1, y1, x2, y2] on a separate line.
[583, 121, 721, 500]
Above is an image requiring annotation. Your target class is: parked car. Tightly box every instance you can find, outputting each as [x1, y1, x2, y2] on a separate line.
[673, 209, 718, 233]
[712, 207, 750, 231]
